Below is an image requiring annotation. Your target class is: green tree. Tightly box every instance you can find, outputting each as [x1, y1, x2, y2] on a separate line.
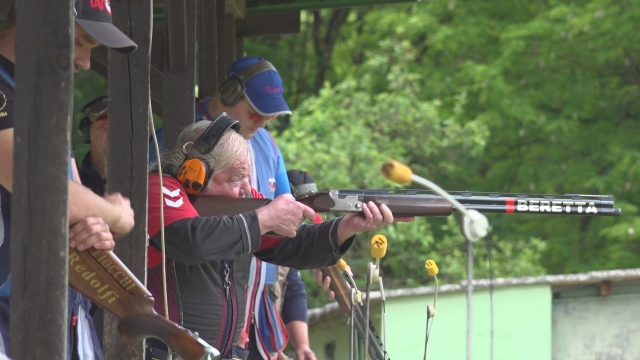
[244, 0, 639, 305]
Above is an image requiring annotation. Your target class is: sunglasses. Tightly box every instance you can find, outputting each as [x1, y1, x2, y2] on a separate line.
[244, 98, 278, 121]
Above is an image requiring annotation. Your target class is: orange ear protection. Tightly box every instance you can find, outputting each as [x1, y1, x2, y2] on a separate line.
[177, 113, 240, 194]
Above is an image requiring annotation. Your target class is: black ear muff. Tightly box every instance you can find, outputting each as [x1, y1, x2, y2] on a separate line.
[177, 158, 211, 195]
[79, 116, 92, 144]
[218, 74, 246, 107]
[217, 60, 278, 107]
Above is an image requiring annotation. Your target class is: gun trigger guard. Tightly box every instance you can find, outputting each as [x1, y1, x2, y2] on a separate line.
[328, 190, 363, 212]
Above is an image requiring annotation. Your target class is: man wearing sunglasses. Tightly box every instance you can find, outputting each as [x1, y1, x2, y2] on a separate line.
[78, 96, 109, 197]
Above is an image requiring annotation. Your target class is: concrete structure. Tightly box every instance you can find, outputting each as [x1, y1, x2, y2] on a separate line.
[308, 269, 640, 360]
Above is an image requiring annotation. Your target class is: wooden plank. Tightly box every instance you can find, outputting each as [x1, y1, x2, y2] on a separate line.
[90, 48, 109, 79]
[162, 0, 196, 151]
[10, 0, 74, 358]
[198, 0, 220, 100]
[215, 0, 227, 87]
[224, 13, 236, 69]
[103, 0, 152, 358]
[225, 0, 246, 19]
[151, 28, 165, 73]
[236, 36, 244, 59]
[150, 29, 165, 116]
[236, 11, 300, 38]
[165, 0, 187, 72]
[150, 67, 164, 117]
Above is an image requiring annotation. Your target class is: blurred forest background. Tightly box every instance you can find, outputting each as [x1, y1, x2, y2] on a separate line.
[73, 0, 639, 307]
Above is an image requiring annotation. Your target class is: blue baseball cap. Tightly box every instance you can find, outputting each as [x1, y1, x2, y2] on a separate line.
[227, 57, 292, 117]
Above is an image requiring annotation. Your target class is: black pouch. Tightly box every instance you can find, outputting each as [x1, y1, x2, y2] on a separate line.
[226, 346, 249, 360]
[145, 339, 180, 360]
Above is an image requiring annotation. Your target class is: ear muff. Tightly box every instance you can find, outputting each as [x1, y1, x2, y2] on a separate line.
[218, 60, 278, 107]
[177, 112, 241, 195]
[218, 73, 246, 107]
[177, 158, 211, 195]
[79, 116, 92, 144]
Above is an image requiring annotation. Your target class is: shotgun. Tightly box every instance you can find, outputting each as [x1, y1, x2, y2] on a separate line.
[192, 189, 621, 218]
[68, 247, 221, 360]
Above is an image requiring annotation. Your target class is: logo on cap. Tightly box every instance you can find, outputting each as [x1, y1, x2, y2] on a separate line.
[89, 0, 111, 15]
[265, 86, 281, 93]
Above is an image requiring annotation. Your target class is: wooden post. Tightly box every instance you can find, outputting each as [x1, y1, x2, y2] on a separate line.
[224, 13, 237, 69]
[198, 0, 220, 100]
[236, 36, 244, 60]
[162, 0, 197, 151]
[215, 0, 227, 89]
[103, 0, 152, 358]
[10, 0, 74, 359]
[165, 0, 187, 72]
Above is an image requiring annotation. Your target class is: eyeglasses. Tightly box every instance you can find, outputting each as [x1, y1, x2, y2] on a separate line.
[244, 98, 278, 121]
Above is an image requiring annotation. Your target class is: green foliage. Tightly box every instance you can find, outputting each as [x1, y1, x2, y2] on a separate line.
[244, 0, 640, 307]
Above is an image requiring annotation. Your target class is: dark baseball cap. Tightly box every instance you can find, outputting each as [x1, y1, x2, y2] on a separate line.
[74, 0, 137, 54]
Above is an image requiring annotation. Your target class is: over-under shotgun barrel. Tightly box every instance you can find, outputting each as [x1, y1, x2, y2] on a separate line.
[192, 189, 621, 218]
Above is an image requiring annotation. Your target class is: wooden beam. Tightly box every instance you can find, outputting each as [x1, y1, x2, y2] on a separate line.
[225, 0, 246, 19]
[236, 11, 300, 38]
[236, 36, 244, 59]
[151, 27, 165, 74]
[165, 0, 187, 72]
[162, 0, 197, 151]
[103, 0, 152, 357]
[224, 13, 237, 69]
[90, 46, 109, 79]
[215, 0, 227, 86]
[149, 29, 165, 116]
[198, 0, 221, 100]
[10, 0, 74, 358]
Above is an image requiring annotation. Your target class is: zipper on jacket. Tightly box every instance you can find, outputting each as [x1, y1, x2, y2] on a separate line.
[218, 260, 237, 357]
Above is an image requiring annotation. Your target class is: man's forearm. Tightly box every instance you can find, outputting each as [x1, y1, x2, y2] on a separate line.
[286, 320, 311, 351]
[68, 181, 118, 226]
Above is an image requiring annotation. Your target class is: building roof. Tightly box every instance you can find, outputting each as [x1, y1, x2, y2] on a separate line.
[308, 268, 640, 323]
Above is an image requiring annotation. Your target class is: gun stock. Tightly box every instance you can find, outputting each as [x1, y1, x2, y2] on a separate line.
[320, 265, 389, 360]
[320, 266, 352, 316]
[68, 248, 220, 360]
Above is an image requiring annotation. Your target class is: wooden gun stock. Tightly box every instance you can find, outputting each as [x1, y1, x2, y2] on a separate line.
[320, 266, 352, 316]
[320, 264, 389, 360]
[68, 248, 220, 360]
[192, 197, 270, 217]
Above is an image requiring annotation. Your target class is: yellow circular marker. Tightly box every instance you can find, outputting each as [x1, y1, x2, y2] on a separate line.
[336, 258, 348, 272]
[370, 234, 388, 259]
[381, 160, 413, 185]
[425, 259, 439, 276]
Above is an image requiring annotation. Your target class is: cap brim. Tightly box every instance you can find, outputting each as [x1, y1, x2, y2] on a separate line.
[76, 19, 137, 54]
[245, 94, 292, 117]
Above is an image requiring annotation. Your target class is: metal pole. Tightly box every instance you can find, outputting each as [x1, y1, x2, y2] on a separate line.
[466, 240, 473, 360]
